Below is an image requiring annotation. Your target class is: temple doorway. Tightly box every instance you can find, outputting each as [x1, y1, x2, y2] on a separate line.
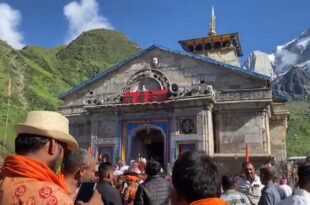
[130, 127, 165, 165]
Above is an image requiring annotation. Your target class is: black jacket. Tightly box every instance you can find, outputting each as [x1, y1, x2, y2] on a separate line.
[96, 181, 123, 205]
[134, 175, 171, 205]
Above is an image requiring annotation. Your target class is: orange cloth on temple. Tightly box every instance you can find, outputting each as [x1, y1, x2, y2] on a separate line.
[190, 198, 229, 205]
[0, 155, 72, 205]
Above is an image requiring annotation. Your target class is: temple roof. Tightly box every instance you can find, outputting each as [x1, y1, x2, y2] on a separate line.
[60, 44, 270, 99]
[178, 33, 243, 57]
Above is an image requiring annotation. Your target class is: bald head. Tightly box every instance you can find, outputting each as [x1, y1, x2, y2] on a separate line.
[260, 165, 276, 185]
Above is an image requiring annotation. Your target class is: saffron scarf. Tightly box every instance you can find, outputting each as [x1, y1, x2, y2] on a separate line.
[0, 155, 68, 194]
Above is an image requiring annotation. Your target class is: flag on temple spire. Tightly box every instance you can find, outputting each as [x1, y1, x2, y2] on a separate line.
[245, 143, 250, 162]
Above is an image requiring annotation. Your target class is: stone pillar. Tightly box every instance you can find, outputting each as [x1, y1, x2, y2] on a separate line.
[170, 112, 177, 163]
[202, 104, 214, 156]
[264, 109, 271, 155]
[206, 105, 214, 157]
[90, 115, 98, 156]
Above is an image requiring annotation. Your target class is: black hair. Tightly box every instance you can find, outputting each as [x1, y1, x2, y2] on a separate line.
[242, 161, 254, 169]
[298, 162, 310, 187]
[62, 149, 90, 175]
[99, 162, 113, 179]
[15, 133, 49, 155]
[222, 175, 234, 191]
[172, 151, 221, 203]
[145, 160, 161, 176]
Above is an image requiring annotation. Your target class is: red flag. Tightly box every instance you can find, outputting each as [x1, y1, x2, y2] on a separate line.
[245, 144, 250, 162]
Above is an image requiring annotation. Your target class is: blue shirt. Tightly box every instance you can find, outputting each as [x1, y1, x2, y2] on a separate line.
[258, 182, 281, 205]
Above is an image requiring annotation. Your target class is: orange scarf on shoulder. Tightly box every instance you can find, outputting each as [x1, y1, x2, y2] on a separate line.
[0, 155, 67, 194]
[190, 198, 229, 205]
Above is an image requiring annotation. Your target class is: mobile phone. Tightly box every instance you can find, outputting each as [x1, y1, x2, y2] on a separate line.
[74, 182, 96, 204]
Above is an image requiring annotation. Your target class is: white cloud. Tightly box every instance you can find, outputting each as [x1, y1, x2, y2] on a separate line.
[64, 0, 113, 43]
[0, 3, 24, 49]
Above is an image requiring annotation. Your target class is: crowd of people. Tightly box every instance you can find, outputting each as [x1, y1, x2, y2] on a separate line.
[0, 110, 309, 205]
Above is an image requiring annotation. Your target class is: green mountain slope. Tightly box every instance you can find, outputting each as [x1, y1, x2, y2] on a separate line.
[286, 101, 310, 157]
[0, 29, 140, 154]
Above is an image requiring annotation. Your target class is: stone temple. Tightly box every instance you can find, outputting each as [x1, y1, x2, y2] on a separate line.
[59, 9, 289, 174]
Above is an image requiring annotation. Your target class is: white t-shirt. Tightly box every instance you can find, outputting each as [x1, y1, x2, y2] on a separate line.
[279, 184, 292, 197]
[276, 188, 310, 205]
[236, 175, 264, 205]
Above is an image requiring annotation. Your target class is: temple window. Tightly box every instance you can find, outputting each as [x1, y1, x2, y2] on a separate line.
[214, 42, 221, 49]
[204, 43, 212, 50]
[196, 44, 203, 51]
[188, 45, 194, 52]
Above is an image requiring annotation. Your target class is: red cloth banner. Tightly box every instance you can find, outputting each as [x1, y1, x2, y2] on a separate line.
[122, 89, 169, 104]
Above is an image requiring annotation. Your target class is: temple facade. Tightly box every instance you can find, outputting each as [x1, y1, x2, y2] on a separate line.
[59, 9, 289, 174]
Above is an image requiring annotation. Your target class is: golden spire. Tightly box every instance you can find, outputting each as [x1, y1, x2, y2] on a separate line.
[208, 6, 216, 36]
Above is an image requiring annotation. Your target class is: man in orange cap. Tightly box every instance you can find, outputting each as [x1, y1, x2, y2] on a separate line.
[0, 111, 103, 205]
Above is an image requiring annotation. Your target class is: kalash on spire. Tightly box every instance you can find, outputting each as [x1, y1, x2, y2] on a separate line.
[208, 6, 216, 36]
[178, 6, 243, 66]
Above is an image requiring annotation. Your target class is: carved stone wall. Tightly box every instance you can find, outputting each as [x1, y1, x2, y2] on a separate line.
[270, 118, 288, 163]
[68, 116, 91, 149]
[97, 120, 117, 138]
[215, 110, 267, 153]
[61, 48, 268, 111]
[207, 49, 240, 67]
[216, 89, 271, 102]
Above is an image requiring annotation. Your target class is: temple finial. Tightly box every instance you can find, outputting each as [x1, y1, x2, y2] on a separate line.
[209, 6, 216, 36]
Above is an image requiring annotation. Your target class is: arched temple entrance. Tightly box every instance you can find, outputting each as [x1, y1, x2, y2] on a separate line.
[129, 127, 165, 165]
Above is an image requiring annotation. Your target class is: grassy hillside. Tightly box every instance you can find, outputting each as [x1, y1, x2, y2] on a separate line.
[0, 29, 140, 155]
[286, 101, 310, 157]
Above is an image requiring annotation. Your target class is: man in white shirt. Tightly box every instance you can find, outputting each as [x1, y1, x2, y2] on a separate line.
[236, 162, 264, 205]
[277, 162, 310, 205]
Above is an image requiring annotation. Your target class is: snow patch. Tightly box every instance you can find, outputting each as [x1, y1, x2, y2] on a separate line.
[267, 54, 275, 64]
[296, 36, 310, 52]
[275, 50, 299, 73]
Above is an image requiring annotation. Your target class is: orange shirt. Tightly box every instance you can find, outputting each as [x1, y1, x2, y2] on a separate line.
[190, 198, 229, 205]
[0, 176, 73, 205]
